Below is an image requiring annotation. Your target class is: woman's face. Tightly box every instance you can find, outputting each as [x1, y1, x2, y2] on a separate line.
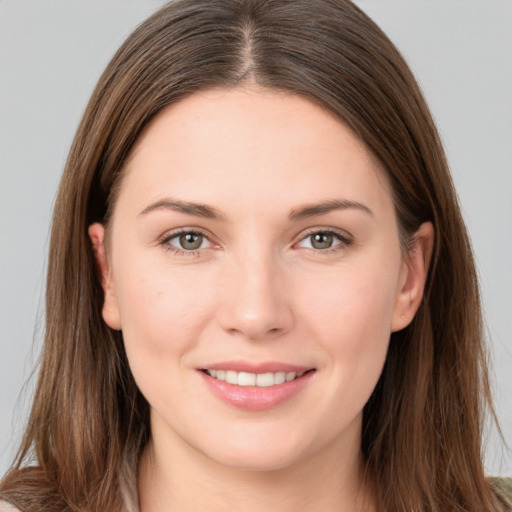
[90, 87, 431, 472]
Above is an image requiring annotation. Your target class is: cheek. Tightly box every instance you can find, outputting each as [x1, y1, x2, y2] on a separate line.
[112, 257, 217, 374]
[302, 261, 398, 338]
[298, 261, 399, 402]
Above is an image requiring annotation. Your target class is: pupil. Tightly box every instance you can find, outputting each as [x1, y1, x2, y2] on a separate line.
[312, 233, 333, 249]
[179, 232, 202, 250]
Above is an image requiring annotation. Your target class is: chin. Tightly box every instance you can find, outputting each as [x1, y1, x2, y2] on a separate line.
[210, 452, 301, 473]
[200, 434, 313, 473]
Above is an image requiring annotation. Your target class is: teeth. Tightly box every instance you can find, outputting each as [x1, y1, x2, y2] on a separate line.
[205, 369, 305, 387]
[274, 372, 286, 385]
[226, 370, 238, 384]
[238, 372, 256, 386]
[256, 372, 274, 387]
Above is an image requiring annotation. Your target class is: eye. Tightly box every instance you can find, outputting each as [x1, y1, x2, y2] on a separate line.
[176, 232, 205, 251]
[296, 229, 352, 252]
[160, 229, 215, 255]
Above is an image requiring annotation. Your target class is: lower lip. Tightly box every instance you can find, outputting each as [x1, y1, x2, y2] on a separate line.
[199, 371, 315, 411]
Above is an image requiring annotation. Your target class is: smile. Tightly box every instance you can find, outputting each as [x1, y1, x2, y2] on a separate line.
[199, 366, 316, 411]
[203, 369, 306, 387]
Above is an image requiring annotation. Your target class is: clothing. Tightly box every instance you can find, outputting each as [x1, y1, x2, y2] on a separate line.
[1, 479, 510, 511]
[492, 477, 512, 511]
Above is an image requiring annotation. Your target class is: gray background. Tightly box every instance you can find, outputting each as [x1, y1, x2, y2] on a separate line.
[1, 0, 511, 476]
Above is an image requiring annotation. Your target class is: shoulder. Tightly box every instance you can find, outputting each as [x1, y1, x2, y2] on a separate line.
[0, 500, 22, 512]
[490, 477, 512, 511]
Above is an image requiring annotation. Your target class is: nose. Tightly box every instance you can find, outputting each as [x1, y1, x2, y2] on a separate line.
[216, 250, 294, 341]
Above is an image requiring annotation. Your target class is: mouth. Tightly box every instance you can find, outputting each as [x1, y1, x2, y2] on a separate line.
[198, 365, 316, 411]
[201, 368, 313, 387]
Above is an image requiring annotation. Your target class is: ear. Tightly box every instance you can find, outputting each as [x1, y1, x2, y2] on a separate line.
[88, 223, 122, 330]
[391, 222, 434, 332]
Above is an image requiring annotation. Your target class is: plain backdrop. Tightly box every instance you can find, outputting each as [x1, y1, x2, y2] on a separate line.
[1, 0, 511, 477]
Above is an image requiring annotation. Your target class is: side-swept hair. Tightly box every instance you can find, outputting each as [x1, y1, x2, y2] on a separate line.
[0, 1, 499, 510]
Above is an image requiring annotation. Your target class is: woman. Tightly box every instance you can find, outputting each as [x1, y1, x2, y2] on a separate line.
[0, 0, 510, 511]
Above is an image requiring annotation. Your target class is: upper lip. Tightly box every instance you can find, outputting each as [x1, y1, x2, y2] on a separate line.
[199, 361, 314, 374]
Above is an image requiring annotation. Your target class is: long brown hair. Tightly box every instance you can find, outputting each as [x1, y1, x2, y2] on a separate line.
[0, 1, 500, 510]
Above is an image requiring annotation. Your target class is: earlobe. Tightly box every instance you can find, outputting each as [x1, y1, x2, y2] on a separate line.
[391, 222, 434, 332]
[88, 223, 122, 330]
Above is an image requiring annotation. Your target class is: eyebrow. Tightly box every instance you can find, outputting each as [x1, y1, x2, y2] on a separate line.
[138, 197, 373, 222]
[288, 199, 373, 221]
[139, 198, 226, 221]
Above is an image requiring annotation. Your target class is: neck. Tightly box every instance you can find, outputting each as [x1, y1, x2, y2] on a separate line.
[138, 418, 376, 512]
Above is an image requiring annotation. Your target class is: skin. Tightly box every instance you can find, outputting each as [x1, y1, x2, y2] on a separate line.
[89, 87, 433, 512]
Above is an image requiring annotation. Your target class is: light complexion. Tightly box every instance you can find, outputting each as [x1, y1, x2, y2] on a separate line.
[89, 87, 433, 512]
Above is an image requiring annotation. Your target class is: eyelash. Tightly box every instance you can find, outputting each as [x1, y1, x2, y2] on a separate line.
[159, 228, 353, 257]
[159, 229, 213, 257]
[297, 228, 354, 255]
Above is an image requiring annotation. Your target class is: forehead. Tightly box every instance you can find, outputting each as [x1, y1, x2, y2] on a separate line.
[116, 87, 393, 220]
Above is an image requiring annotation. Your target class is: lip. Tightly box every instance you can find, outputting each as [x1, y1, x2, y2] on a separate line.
[200, 361, 312, 374]
[198, 361, 316, 411]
